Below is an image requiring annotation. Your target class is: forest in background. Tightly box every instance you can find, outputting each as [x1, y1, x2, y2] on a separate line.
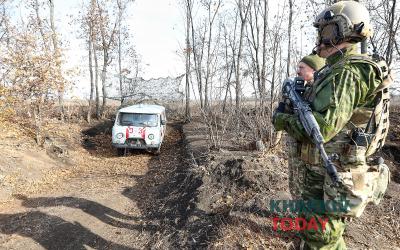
[0, 0, 398, 148]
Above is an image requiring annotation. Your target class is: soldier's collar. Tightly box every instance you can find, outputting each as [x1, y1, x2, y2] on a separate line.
[326, 45, 358, 66]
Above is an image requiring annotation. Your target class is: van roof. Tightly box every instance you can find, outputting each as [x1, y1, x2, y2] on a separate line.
[118, 104, 165, 114]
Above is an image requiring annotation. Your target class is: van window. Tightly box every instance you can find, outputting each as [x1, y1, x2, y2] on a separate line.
[119, 113, 158, 127]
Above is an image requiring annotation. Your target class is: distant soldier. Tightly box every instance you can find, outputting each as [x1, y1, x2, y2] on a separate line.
[273, 54, 326, 146]
[297, 54, 326, 83]
[287, 54, 325, 199]
[273, 1, 391, 249]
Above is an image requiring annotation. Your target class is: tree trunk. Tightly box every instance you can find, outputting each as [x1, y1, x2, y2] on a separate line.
[118, 6, 124, 105]
[222, 42, 234, 113]
[189, 9, 204, 108]
[94, 44, 100, 119]
[260, 0, 267, 109]
[34, 0, 47, 48]
[386, 0, 396, 65]
[87, 28, 94, 124]
[204, 1, 221, 110]
[185, 0, 191, 122]
[33, 104, 42, 146]
[100, 52, 108, 117]
[286, 0, 293, 78]
[270, 35, 278, 119]
[235, 0, 251, 112]
[96, 0, 120, 118]
[49, 0, 65, 121]
[235, 24, 244, 112]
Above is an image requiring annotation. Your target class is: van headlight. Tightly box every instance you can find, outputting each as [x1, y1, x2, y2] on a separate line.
[148, 134, 154, 140]
[116, 133, 124, 139]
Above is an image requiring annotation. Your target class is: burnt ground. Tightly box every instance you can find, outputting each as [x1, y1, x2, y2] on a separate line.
[0, 105, 399, 249]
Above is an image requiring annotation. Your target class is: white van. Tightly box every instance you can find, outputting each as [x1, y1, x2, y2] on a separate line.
[112, 104, 166, 155]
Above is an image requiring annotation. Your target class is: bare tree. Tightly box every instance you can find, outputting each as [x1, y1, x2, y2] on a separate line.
[33, 0, 48, 49]
[184, 0, 193, 122]
[221, 21, 237, 112]
[49, 0, 65, 121]
[0, 1, 9, 42]
[79, 0, 100, 121]
[1, 9, 65, 144]
[95, 0, 131, 117]
[187, 0, 222, 110]
[179, 0, 400, 150]
[117, 0, 123, 106]
[189, 8, 205, 108]
[204, 0, 222, 110]
[286, 0, 294, 77]
[246, 0, 269, 108]
[87, 25, 94, 123]
[94, 35, 100, 118]
[87, 0, 96, 123]
[97, 0, 114, 116]
[115, 0, 134, 105]
[235, 0, 252, 111]
[367, 0, 400, 66]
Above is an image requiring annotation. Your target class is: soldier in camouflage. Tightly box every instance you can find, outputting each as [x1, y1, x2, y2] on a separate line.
[273, 1, 391, 249]
[297, 54, 326, 84]
[288, 54, 325, 200]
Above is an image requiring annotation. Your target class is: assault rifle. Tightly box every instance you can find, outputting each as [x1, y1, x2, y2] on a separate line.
[282, 77, 340, 185]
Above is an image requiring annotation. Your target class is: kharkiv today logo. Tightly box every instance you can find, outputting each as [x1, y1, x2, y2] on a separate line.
[269, 196, 350, 234]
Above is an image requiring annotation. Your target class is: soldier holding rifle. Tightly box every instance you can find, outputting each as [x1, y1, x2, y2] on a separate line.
[273, 1, 391, 249]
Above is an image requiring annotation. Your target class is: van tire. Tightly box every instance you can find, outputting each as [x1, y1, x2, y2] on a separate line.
[153, 147, 161, 155]
[117, 148, 126, 156]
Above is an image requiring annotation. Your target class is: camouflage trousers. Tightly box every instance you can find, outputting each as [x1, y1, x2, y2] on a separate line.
[300, 167, 347, 250]
[286, 137, 347, 249]
[287, 137, 305, 200]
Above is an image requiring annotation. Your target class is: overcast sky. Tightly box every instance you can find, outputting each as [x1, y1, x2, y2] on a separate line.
[17, 0, 398, 98]
[48, 0, 184, 97]
[129, 0, 184, 78]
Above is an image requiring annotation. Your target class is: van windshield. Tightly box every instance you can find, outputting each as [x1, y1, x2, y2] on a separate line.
[119, 113, 158, 127]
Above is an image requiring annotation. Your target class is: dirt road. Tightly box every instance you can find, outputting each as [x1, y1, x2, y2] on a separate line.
[0, 122, 188, 249]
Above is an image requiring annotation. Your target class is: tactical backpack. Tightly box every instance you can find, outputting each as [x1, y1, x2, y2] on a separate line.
[345, 54, 393, 156]
[322, 54, 393, 217]
[310, 53, 393, 156]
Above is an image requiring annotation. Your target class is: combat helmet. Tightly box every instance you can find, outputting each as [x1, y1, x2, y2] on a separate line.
[314, 1, 373, 46]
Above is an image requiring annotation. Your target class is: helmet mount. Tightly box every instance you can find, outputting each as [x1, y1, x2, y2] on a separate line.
[324, 10, 335, 20]
[314, 1, 372, 47]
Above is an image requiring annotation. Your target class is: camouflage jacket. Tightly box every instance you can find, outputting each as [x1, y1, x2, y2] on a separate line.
[274, 45, 384, 166]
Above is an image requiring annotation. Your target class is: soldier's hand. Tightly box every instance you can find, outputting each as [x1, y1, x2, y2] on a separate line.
[272, 102, 286, 129]
[276, 101, 286, 113]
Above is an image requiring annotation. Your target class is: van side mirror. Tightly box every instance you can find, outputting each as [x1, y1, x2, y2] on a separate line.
[161, 119, 166, 125]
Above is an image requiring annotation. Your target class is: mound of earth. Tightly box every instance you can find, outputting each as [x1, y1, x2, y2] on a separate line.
[163, 105, 400, 249]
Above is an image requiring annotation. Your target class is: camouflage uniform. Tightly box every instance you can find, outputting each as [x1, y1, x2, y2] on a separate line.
[287, 135, 305, 199]
[287, 54, 325, 200]
[287, 83, 314, 200]
[274, 45, 390, 249]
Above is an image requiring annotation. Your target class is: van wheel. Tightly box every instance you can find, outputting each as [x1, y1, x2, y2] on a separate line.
[117, 148, 126, 156]
[153, 147, 161, 155]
